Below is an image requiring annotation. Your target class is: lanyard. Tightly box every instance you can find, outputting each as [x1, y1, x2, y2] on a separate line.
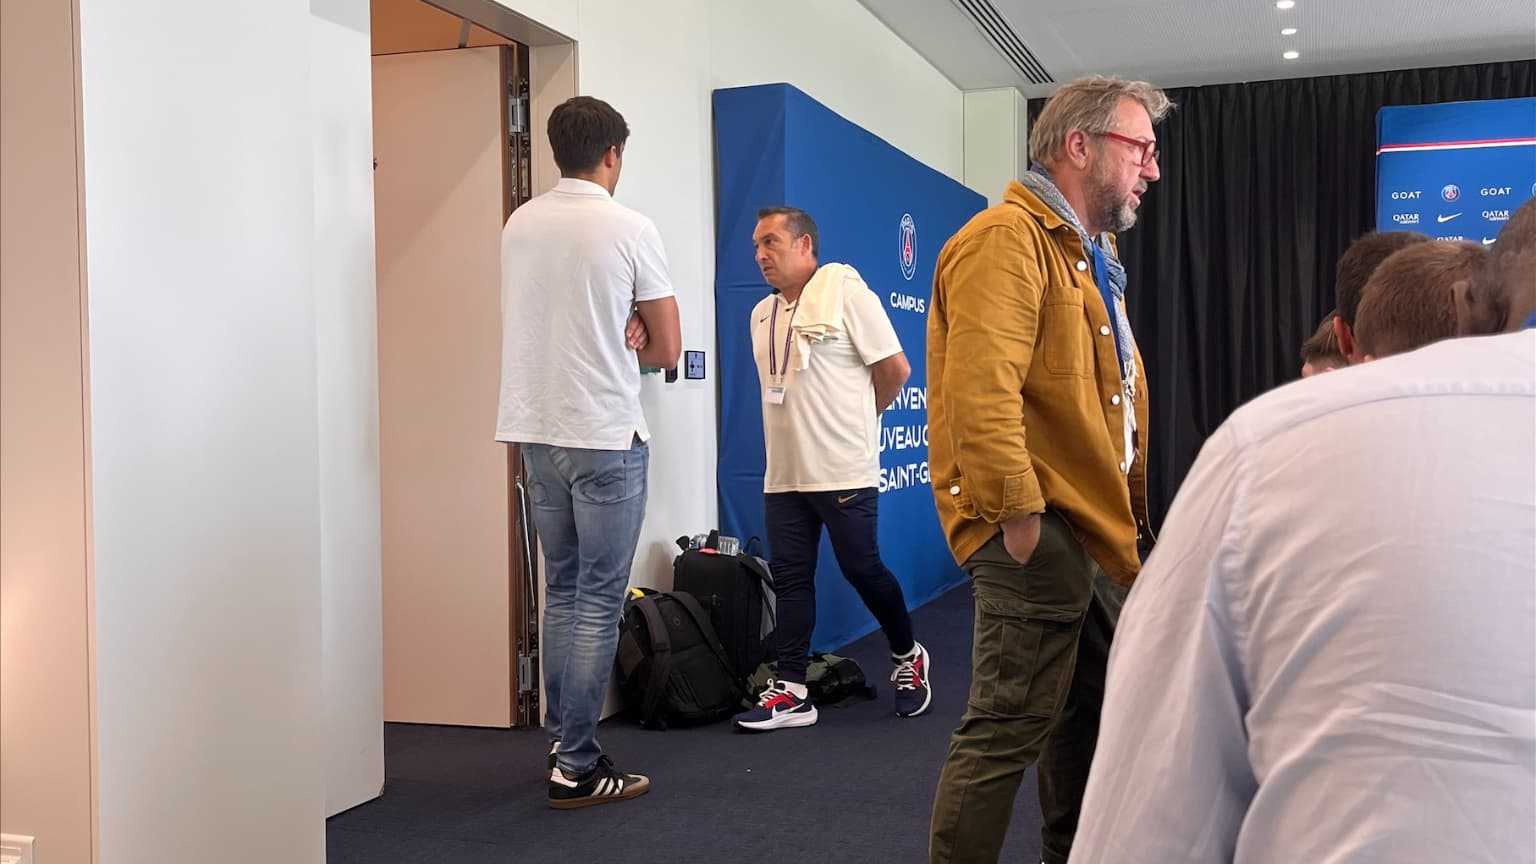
[768, 297, 799, 380]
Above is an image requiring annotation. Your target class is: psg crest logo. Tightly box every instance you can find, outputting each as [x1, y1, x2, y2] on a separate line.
[899, 213, 917, 281]
[1441, 184, 1461, 202]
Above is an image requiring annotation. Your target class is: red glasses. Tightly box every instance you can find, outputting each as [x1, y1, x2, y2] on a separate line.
[1097, 132, 1159, 167]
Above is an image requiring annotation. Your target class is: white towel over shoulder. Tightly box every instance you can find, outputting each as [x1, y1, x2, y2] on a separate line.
[790, 262, 861, 369]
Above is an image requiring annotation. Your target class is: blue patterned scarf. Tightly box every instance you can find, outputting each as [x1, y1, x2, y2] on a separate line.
[1019, 163, 1136, 383]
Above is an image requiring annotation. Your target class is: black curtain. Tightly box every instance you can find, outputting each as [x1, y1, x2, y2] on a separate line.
[1028, 60, 1536, 526]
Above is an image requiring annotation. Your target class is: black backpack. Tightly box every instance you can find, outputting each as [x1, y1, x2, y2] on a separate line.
[672, 537, 775, 684]
[614, 589, 743, 729]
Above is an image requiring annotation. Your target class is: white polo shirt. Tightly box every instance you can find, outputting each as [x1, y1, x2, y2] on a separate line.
[496, 178, 675, 449]
[751, 278, 902, 493]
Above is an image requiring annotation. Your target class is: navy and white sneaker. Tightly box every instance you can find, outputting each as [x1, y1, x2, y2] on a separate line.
[734, 679, 818, 731]
[547, 755, 650, 810]
[892, 641, 932, 717]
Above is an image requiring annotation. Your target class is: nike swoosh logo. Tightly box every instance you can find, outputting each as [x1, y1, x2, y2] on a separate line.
[1437, 213, 1461, 223]
[1483, 237, 1497, 245]
[758, 316, 769, 324]
[837, 493, 858, 504]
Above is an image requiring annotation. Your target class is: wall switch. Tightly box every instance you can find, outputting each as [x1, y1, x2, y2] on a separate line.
[0, 834, 36, 864]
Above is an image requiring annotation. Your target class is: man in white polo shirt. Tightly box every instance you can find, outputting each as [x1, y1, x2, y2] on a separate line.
[497, 96, 680, 809]
[733, 206, 932, 732]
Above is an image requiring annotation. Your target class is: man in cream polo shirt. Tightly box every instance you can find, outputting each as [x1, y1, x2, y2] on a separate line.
[498, 96, 679, 809]
[733, 206, 932, 732]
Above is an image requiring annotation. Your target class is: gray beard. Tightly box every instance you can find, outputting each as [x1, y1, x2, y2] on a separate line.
[1093, 182, 1142, 232]
[1088, 170, 1138, 233]
[1103, 200, 1138, 233]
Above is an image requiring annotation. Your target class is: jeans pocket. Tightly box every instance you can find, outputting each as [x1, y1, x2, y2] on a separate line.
[575, 441, 647, 506]
[583, 461, 629, 505]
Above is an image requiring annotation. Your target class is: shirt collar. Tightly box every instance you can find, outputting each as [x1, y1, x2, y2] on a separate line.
[553, 177, 611, 198]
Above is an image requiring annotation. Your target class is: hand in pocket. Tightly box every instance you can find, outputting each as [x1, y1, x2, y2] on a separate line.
[1001, 512, 1043, 565]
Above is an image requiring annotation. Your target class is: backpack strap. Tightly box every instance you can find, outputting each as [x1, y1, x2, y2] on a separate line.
[735, 554, 777, 668]
[737, 554, 776, 615]
[631, 598, 674, 727]
[672, 592, 745, 699]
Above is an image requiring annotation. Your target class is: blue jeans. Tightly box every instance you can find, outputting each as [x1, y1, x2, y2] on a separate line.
[522, 437, 648, 775]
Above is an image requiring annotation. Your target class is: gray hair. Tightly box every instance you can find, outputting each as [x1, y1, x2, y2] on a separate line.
[1028, 76, 1174, 166]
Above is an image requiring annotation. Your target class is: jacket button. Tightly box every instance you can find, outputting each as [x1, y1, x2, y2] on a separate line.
[1100, 325, 1112, 336]
[949, 485, 961, 495]
[1111, 394, 1122, 406]
[1076, 260, 1088, 272]
[1119, 461, 1127, 472]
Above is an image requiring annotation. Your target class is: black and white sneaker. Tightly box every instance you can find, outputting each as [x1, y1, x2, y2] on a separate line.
[547, 755, 651, 810]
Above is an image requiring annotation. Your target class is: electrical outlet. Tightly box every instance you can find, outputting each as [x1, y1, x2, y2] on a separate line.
[0, 833, 35, 864]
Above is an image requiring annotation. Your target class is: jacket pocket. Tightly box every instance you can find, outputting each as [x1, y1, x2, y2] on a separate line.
[1039, 301, 1092, 377]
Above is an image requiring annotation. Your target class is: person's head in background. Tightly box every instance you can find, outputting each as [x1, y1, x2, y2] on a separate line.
[1460, 197, 1536, 335]
[1300, 311, 1346, 377]
[548, 96, 630, 195]
[1332, 230, 1432, 363]
[1353, 241, 1488, 361]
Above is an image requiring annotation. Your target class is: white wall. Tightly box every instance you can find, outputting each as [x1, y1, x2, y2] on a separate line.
[311, 0, 386, 817]
[964, 87, 1030, 206]
[77, 0, 326, 860]
[707, 3, 965, 184]
[492, 0, 965, 589]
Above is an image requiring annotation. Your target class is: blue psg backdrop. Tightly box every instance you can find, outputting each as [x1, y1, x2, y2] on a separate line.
[1376, 98, 1536, 241]
[713, 84, 985, 652]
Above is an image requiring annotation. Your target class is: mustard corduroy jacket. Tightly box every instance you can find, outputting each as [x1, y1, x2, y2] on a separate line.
[927, 180, 1154, 585]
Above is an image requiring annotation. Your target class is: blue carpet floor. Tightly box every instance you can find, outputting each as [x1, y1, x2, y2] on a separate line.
[327, 582, 1044, 863]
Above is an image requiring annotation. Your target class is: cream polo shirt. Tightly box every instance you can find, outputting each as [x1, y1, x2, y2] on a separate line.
[750, 278, 902, 493]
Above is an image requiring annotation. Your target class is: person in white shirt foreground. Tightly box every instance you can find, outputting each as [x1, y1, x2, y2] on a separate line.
[1067, 328, 1536, 863]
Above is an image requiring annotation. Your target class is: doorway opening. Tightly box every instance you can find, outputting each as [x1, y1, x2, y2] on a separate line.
[370, 0, 573, 730]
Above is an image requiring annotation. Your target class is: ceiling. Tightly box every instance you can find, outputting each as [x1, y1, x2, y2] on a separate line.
[856, 0, 1536, 97]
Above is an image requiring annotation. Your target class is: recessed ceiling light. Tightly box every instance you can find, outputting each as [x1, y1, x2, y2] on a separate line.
[1282, 27, 1298, 35]
[1283, 50, 1300, 60]
[1276, 0, 1295, 8]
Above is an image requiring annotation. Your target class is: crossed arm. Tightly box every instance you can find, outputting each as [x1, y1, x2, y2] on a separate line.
[627, 297, 681, 369]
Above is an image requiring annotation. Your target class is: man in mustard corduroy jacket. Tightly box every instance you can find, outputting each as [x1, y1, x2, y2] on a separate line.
[926, 76, 1173, 864]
